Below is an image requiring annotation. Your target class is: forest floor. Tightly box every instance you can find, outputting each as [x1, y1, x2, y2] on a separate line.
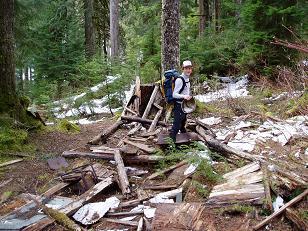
[0, 81, 307, 230]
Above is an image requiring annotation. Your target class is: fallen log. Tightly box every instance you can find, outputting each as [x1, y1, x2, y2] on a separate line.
[114, 150, 131, 195]
[196, 125, 260, 161]
[253, 189, 308, 230]
[121, 115, 168, 127]
[62, 151, 163, 163]
[88, 120, 124, 145]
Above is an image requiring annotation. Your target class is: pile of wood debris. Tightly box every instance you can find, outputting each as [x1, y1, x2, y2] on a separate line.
[0, 77, 307, 230]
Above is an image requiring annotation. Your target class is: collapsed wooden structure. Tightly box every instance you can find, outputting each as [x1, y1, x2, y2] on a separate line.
[1, 76, 307, 230]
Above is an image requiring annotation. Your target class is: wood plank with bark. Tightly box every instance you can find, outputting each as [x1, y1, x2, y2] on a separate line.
[114, 150, 131, 195]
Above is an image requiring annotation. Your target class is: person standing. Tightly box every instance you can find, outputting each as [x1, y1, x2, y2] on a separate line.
[170, 60, 193, 142]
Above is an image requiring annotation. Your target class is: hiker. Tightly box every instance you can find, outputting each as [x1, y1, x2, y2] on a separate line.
[169, 60, 193, 142]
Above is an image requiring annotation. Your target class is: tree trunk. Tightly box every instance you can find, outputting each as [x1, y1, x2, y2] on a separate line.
[109, 0, 119, 59]
[235, 0, 242, 20]
[0, 0, 22, 117]
[161, 0, 180, 74]
[214, 0, 220, 32]
[84, 0, 96, 59]
[199, 0, 209, 36]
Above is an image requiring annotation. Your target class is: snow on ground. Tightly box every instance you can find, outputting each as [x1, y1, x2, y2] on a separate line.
[203, 115, 308, 153]
[51, 75, 135, 119]
[195, 75, 249, 103]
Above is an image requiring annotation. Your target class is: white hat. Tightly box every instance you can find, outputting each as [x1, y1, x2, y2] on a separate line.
[182, 60, 192, 67]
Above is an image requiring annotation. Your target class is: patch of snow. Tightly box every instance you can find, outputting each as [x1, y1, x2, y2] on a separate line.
[227, 140, 256, 152]
[184, 163, 198, 176]
[234, 121, 252, 130]
[273, 196, 284, 212]
[199, 117, 222, 126]
[149, 196, 174, 204]
[195, 75, 249, 103]
[73, 196, 120, 225]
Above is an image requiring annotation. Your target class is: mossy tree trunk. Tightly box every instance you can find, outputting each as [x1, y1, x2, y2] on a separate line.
[161, 0, 180, 74]
[0, 0, 24, 120]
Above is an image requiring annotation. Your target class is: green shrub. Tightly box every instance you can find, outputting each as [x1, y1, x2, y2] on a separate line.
[57, 119, 80, 133]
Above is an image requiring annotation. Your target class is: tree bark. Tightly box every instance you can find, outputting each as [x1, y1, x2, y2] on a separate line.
[0, 0, 19, 115]
[109, 0, 119, 58]
[84, 0, 96, 59]
[161, 0, 180, 74]
[214, 0, 220, 32]
[199, 0, 209, 36]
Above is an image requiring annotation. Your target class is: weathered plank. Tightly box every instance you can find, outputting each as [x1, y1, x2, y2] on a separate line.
[60, 177, 114, 216]
[152, 203, 206, 231]
[114, 150, 131, 195]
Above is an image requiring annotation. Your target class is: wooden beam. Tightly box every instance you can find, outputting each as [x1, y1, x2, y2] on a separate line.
[114, 150, 131, 195]
[121, 115, 168, 127]
[253, 189, 308, 230]
[148, 107, 163, 132]
[142, 84, 159, 119]
[62, 151, 163, 163]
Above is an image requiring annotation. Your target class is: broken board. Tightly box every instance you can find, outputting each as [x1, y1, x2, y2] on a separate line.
[207, 162, 265, 205]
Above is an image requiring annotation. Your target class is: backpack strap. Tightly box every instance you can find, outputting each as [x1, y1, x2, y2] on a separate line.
[177, 76, 186, 94]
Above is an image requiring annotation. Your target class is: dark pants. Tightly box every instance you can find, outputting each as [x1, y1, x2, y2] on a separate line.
[170, 102, 187, 142]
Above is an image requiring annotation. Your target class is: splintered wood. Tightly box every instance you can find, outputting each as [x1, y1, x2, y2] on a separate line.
[208, 162, 265, 205]
[152, 203, 206, 231]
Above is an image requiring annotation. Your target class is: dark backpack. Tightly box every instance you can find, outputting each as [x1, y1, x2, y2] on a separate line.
[163, 69, 186, 104]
